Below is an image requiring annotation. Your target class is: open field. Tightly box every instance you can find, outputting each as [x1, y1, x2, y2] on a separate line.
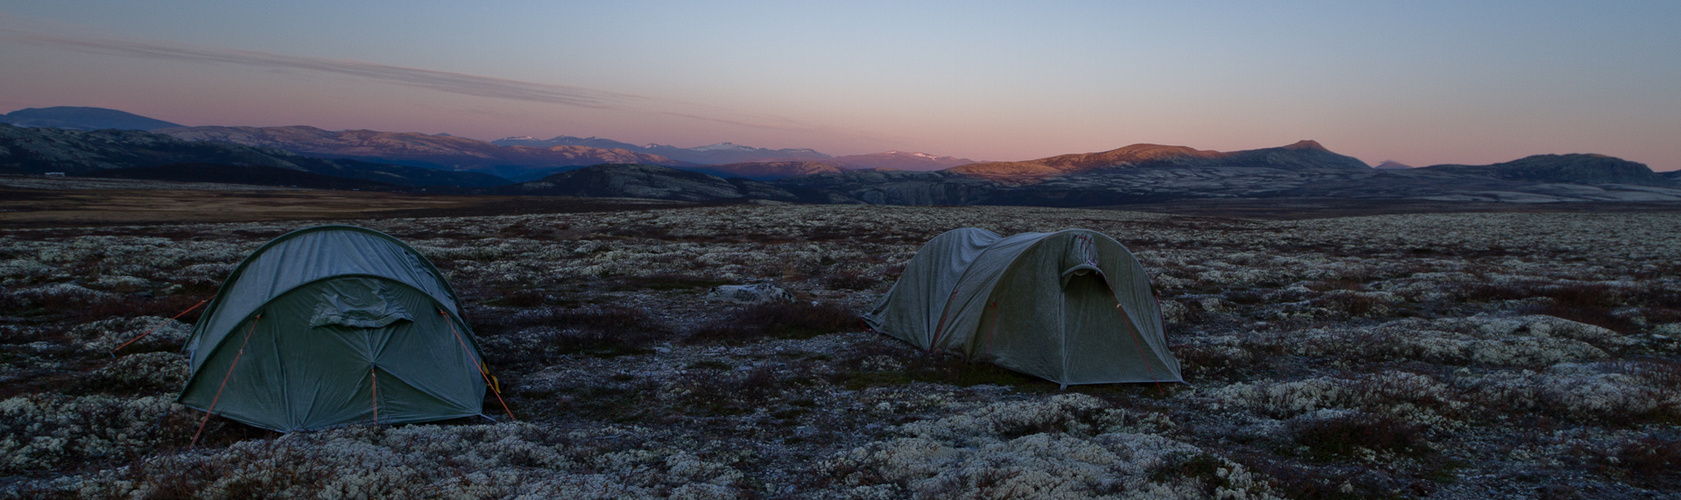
[0, 176, 695, 228]
[1109, 198, 1681, 220]
[2, 189, 1680, 498]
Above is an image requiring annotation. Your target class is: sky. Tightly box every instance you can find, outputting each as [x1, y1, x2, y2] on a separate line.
[1, 1, 1678, 169]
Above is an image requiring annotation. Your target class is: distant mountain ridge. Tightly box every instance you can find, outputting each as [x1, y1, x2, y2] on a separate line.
[0, 106, 183, 131]
[0, 123, 505, 188]
[492, 135, 832, 165]
[8, 106, 1677, 206]
[771, 141, 1679, 205]
[157, 126, 684, 181]
[1419, 154, 1669, 186]
[948, 140, 1369, 182]
[831, 151, 976, 171]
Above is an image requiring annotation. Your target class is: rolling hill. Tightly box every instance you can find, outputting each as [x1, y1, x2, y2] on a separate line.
[683, 161, 849, 181]
[0, 106, 184, 131]
[829, 151, 977, 171]
[947, 140, 1369, 182]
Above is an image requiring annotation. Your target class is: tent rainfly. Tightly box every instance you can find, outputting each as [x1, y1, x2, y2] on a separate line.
[865, 228, 1183, 387]
[179, 225, 495, 432]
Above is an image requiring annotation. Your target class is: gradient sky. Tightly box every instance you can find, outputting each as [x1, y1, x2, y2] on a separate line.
[2, 1, 1678, 170]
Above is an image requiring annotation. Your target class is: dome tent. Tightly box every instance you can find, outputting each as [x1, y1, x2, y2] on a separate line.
[865, 228, 1182, 387]
[179, 225, 493, 432]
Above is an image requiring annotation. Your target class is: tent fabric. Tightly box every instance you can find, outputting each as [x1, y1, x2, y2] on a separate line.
[178, 226, 487, 432]
[866, 228, 1183, 386]
[186, 226, 463, 373]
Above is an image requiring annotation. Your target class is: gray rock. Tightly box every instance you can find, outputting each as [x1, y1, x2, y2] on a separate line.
[705, 284, 795, 304]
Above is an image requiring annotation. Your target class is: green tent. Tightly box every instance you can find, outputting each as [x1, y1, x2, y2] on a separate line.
[865, 228, 1182, 387]
[179, 226, 491, 432]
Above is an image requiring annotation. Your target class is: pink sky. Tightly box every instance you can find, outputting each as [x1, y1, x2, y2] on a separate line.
[2, 2, 1678, 170]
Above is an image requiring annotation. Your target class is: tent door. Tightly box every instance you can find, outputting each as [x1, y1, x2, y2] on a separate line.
[1061, 272, 1136, 384]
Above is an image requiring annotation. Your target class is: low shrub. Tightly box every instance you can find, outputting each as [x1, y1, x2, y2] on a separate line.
[820, 270, 879, 291]
[1600, 435, 1681, 489]
[1460, 281, 1640, 332]
[1225, 290, 1267, 305]
[481, 306, 672, 363]
[1175, 344, 1257, 380]
[533, 306, 670, 357]
[686, 301, 859, 344]
[1289, 410, 1429, 460]
[832, 340, 1048, 391]
[670, 364, 785, 416]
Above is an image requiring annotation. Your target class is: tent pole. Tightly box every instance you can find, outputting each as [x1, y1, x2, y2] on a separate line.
[981, 301, 999, 357]
[439, 309, 515, 421]
[191, 314, 260, 447]
[928, 288, 961, 351]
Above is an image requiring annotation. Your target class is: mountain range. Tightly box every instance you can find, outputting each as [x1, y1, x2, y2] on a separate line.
[492, 135, 833, 165]
[154, 126, 684, 182]
[492, 136, 976, 171]
[0, 123, 503, 188]
[3, 106, 975, 180]
[5, 105, 1679, 206]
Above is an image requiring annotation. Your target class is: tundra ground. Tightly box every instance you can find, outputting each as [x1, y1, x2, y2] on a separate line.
[2, 201, 1679, 499]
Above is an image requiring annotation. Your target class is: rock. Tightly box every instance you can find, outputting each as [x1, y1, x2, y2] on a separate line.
[1159, 299, 1190, 324]
[1199, 297, 1230, 313]
[705, 284, 795, 304]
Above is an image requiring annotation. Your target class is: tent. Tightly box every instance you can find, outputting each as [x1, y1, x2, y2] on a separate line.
[179, 225, 496, 432]
[865, 228, 1182, 386]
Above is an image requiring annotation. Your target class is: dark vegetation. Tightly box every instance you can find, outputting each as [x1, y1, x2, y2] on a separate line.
[77, 163, 404, 191]
[686, 301, 859, 344]
[472, 304, 672, 363]
[1290, 411, 1429, 460]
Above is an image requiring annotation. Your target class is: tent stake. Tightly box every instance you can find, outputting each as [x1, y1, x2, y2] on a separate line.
[370, 367, 380, 425]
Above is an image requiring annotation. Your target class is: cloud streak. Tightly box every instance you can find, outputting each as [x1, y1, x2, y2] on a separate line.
[0, 28, 863, 137]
